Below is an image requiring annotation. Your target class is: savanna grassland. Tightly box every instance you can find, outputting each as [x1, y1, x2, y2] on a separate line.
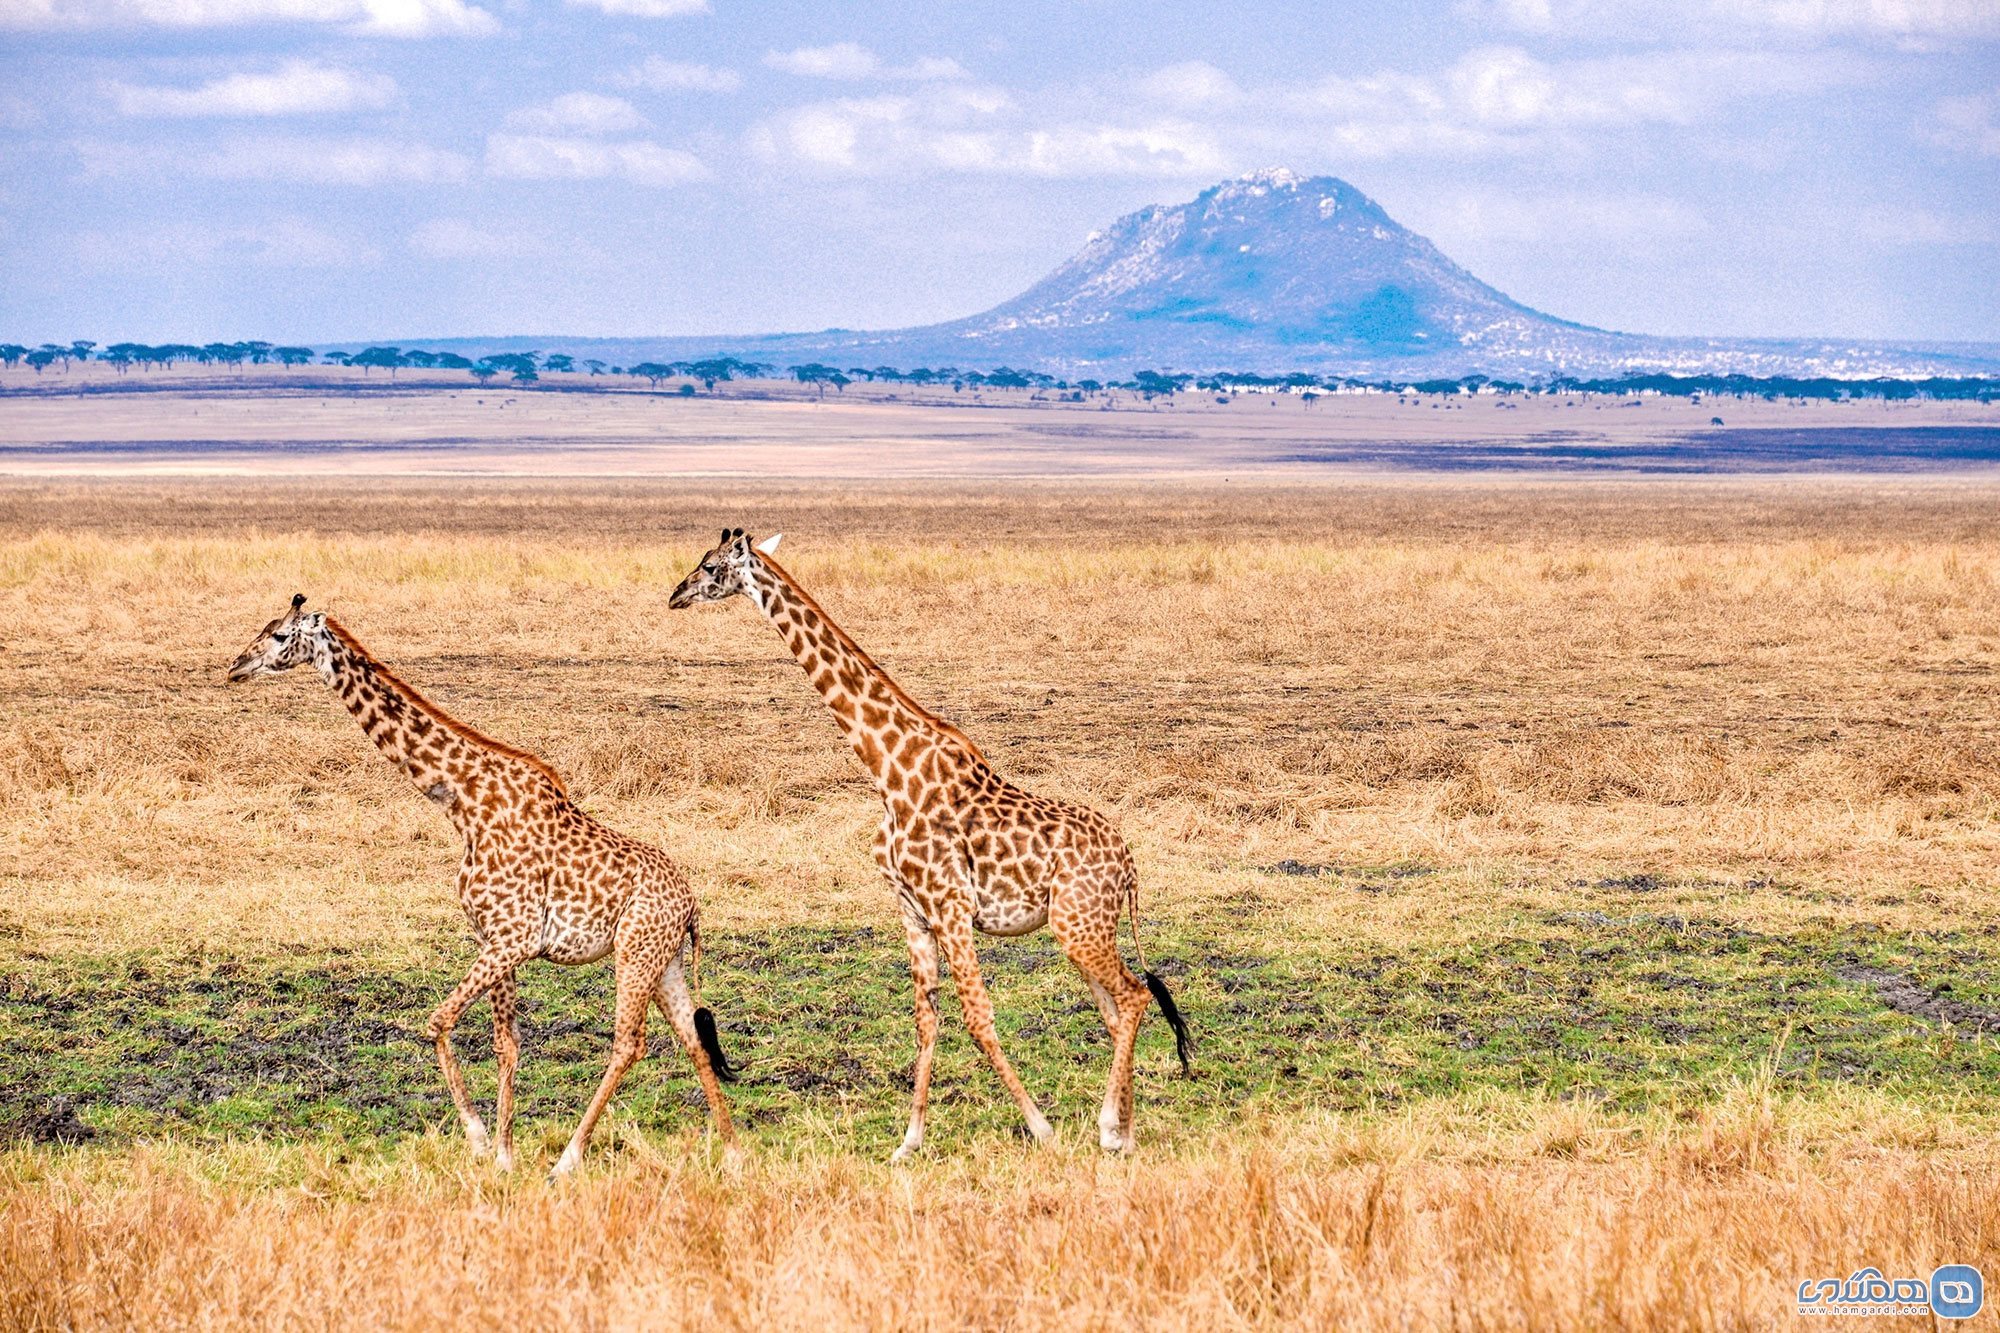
[5, 475, 2000, 1329]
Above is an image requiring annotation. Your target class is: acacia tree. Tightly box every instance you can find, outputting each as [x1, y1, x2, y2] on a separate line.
[350, 347, 406, 378]
[0, 344, 27, 367]
[475, 352, 537, 384]
[790, 362, 842, 399]
[275, 346, 315, 367]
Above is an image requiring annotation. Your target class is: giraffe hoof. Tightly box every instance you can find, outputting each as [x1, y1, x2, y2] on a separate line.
[1098, 1127, 1132, 1153]
[890, 1123, 924, 1163]
[494, 1149, 515, 1173]
[547, 1146, 582, 1182]
[1027, 1116, 1057, 1148]
[465, 1122, 492, 1158]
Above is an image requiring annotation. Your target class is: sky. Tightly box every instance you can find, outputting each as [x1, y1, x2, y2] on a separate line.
[1, 0, 1996, 346]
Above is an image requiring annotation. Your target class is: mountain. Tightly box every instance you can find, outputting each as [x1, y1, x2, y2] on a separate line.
[869, 168, 1594, 375]
[377, 169, 2000, 380]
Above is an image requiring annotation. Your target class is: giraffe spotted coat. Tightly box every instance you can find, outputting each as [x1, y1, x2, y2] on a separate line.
[670, 530, 1189, 1158]
[229, 595, 736, 1178]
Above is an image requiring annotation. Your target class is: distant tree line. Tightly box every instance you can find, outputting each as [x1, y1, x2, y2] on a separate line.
[1541, 372, 2000, 402]
[3, 341, 1992, 401]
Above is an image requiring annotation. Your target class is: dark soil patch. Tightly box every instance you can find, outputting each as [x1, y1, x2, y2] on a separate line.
[1836, 965, 2000, 1033]
[4, 1095, 96, 1144]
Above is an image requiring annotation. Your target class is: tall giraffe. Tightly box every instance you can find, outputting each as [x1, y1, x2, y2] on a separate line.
[669, 530, 1190, 1158]
[228, 594, 738, 1178]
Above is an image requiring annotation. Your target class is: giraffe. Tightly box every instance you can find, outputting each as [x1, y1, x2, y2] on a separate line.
[669, 530, 1190, 1158]
[228, 594, 738, 1178]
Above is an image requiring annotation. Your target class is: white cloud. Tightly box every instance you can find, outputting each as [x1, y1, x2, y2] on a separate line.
[765, 41, 880, 79]
[1462, 0, 2000, 40]
[1140, 61, 1244, 110]
[751, 46, 1864, 179]
[0, 0, 496, 37]
[76, 215, 373, 270]
[1930, 88, 2000, 154]
[110, 60, 395, 118]
[750, 84, 1226, 177]
[614, 56, 740, 93]
[0, 93, 43, 129]
[349, 0, 492, 36]
[1855, 203, 1997, 244]
[763, 42, 968, 81]
[1430, 191, 1713, 243]
[79, 135, 472, 184]
[484, 133, 708, 185]
[409, 217, 516, 258]
[506, 91, 646, 135]
[565, 0, 705, 15]
[1208, 46, 1874, 161]
[902, 56, 970, 81]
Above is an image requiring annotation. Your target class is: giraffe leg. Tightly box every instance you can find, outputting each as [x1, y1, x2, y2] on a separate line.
[934, 911, 1054, 1148]
[891, 895, 941, 1163]
[1082, 975, 1120, 1031]
[489, 972, 520, 1172]
[1054, 902, 1151, 1152]
[425, 950, 520, 1158]
[551, 935, 664, 1181]
[654, 951, 736, 1144]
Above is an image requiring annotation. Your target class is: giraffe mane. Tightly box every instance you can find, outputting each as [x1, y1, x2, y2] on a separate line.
[322, 616, 571, 798]
[753, 550, 989, 765]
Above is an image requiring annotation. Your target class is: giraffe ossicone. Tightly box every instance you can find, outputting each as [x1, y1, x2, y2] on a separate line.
[229, 594, 740, 1178]
[669, 530, 1192, 1158]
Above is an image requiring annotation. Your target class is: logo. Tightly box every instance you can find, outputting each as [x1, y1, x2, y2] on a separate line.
[1794, 1265, 1984, 1319]
[1933, 1265, 1984, 1320]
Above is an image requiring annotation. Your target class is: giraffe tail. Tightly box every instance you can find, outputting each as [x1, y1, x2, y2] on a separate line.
[694, 1008, 740, 1083]
[1127, 871, 1194, 1077]
[687, 912, 740, 1083]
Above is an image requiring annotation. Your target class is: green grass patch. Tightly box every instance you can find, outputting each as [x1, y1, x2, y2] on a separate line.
[4, 913, 1998, 1155]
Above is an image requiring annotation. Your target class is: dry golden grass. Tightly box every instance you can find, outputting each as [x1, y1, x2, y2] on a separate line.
[5, 477, 2000, 954]
[7, 1090, 1998, 1331]
[7, 476, 2000, 1328]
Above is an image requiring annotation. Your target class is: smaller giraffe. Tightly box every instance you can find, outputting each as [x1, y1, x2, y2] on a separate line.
[229, 594, 737, 1178]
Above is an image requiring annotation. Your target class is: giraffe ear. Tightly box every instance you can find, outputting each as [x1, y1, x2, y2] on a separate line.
[755, 532, 782, 555]
[718, 528, 730, 546]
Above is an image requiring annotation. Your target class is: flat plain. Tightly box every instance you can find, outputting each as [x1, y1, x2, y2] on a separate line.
[4, 362, 1998, 476]
[4, 382, 2000, 1328]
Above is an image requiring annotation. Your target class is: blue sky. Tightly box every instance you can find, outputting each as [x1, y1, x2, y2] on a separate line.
[2, 0, 1995, 345]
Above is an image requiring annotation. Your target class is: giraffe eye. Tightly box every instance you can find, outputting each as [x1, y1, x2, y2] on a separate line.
[273, 632, 291, 643]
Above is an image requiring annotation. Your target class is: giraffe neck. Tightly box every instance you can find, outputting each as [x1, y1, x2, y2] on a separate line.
[312, 617, 556, 814]
[748, 554, 982, 789]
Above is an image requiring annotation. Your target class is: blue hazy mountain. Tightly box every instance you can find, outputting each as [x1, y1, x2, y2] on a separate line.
[386, 169, 2000, 379]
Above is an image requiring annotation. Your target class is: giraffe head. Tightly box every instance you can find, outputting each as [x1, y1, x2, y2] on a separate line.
[668, 528, 782, 609]
[228, 593, 325, 681]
